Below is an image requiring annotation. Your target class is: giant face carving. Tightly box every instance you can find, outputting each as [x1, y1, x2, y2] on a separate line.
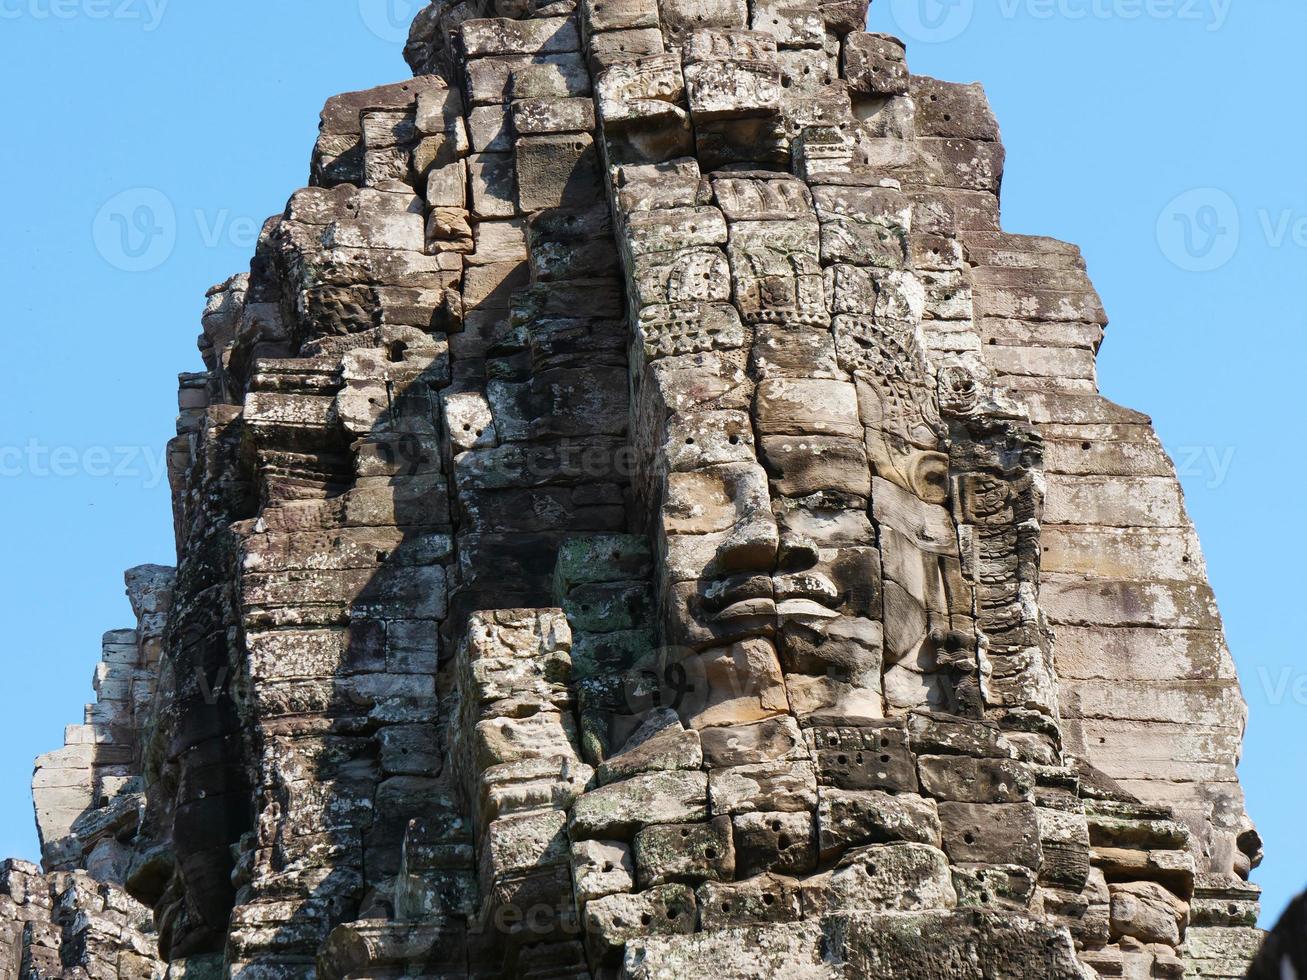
[619, 166, 975, 733]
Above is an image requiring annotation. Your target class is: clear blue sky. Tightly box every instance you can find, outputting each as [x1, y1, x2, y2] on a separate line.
[0, 0, 1300, 927]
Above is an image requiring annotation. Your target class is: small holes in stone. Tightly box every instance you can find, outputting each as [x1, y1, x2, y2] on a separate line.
[705, 847, 719, 860]
[603, 861, 615, 873]
[762, 893, 776, 906]
[641, 913, 653, 926]
[963, 833, 976, 845]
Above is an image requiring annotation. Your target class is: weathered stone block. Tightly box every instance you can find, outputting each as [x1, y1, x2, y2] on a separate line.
[938, 802, 1043, 869]
[802, 842, 957, 914]
[571, 839, 635, 903]
[596, 710, 703, 785]
[843, 33, 909, 96]
[917, 756, 1035, 804]
[570, 771, 709, 840]
[817, 789, 941, 859]
[708, 760, 817, 815]
[659, 0, 748, 37]
[697, 873, 804, 930]
[584, 884, 697, 965]
[732, 810, 816, 877]
[1109, 881, 1188, 946]
[512, 97, 596, 135]
[806, 723, 918, 792]
[468, 153, 518, 219]
[582, 0, 660, 34]
[514, 134, 602, 211]
[459, 17, 581, 58]
[634, 815, 735, 887]
[589, 28, 667, 73]
[951, 864, 1037, 912]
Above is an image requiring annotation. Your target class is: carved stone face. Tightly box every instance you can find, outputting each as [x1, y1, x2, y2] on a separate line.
[633, 165, 976, 723]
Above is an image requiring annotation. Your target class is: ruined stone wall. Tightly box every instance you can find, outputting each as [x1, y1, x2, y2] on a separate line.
[0, 1, 1268, 977]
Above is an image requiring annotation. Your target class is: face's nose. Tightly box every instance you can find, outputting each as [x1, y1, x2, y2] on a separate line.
[776, 531, 819, 574]
[713, 507, 779, 575]
[663, 461, 780, 582]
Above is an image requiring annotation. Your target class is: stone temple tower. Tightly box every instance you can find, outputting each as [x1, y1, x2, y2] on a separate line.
[0, 1, 1266, 977]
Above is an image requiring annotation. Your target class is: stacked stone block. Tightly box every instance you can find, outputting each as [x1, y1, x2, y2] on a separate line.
[0, 0, 1270, 977]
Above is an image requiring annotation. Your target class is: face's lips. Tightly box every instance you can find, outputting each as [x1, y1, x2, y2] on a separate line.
[703, 574, 773, 611]
[703, 571, 843, 623]
[773, 571, 839, 604]
[775, 598, 841, 620]
[716, 597, 779, 621]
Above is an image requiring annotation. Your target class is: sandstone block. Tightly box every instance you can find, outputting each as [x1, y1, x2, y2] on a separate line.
[570, 771, 709, 840]
[732, 810, 817, 877]
[634, 815, 735, 887]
